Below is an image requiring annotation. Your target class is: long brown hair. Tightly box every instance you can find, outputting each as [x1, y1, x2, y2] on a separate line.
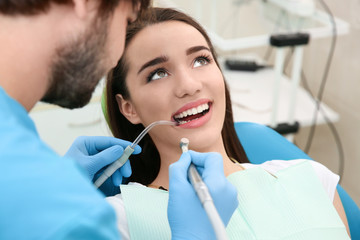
[106, 7, 249, 185]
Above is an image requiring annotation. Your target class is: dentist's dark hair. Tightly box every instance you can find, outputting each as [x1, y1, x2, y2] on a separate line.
[106, 7, 249, 185]
[0, 0, 150, 17]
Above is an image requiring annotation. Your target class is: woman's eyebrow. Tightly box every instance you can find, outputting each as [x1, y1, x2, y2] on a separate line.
[137, 46, 209, 75]
[138, 56, 168, 75]
[186, 45, 210, 55]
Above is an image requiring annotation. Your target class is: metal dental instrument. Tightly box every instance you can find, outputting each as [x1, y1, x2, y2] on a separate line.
[180, 138, 228, 240]
[94, 120, 177, 188]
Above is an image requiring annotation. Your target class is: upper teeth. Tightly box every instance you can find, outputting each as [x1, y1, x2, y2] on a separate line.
[174, 103, 209, 119]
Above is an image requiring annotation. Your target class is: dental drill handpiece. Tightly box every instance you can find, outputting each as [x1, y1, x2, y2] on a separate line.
[180, 138, 228, 240]
[94, 120, 177, 188]
[180, 138, 212, 206]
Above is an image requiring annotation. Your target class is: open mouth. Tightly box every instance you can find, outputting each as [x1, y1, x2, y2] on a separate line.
[172, 102, 211, 125]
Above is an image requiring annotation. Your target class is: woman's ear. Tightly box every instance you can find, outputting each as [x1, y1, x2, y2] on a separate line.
[116, 94, 141, 124]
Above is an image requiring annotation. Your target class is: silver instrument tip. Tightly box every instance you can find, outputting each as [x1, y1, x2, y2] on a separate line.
[180, 138, 189, 153]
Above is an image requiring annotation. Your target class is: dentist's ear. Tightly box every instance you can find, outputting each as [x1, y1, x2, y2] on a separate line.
[116, 94, 141, 124]
[73, 0, 98, 19]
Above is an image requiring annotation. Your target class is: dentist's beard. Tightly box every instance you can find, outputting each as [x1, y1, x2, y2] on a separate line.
[41, 18, 108, 109]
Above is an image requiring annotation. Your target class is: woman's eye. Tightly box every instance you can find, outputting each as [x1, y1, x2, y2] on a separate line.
[193, 57, 209, 68]
[148, 69, 169, 82]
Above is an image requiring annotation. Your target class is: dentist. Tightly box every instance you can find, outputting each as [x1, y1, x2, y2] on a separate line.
[0, 1, 238, 239]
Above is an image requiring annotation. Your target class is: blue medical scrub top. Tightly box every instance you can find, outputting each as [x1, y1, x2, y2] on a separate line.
[0, 87, 121, 240]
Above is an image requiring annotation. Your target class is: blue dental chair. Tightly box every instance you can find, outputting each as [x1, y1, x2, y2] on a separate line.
[234, 121, 360, 239]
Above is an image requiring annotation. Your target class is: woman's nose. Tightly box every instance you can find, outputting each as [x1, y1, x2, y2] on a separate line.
[174, 68, 203, 98]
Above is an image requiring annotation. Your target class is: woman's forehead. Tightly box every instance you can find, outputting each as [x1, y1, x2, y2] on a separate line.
[127, 21, 209, 58]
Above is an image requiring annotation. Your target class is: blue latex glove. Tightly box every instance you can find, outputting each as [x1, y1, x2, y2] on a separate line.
[168, 150, 238, 240]
[64, 136, 141, 196]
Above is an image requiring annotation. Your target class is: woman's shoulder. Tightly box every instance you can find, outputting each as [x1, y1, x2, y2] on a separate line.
[242, 159, 340, 200]
[241, 159, 328, 174]
[106, 182, 146, 202]
[106, 182, 146, 240]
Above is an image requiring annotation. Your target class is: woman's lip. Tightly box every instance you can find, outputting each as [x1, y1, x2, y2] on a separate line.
[172, 99, 212, 117]
[177, 103, 212, 128]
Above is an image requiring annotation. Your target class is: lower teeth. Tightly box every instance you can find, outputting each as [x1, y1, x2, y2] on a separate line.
[178, 117, 200, 125]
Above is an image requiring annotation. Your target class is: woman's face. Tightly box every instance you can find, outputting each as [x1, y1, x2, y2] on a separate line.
[119, 21, 226, 151]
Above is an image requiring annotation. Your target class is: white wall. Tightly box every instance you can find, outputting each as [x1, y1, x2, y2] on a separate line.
[295, 0, 360, 205]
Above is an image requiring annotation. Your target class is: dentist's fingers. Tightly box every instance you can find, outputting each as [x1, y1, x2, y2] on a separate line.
[187, 150, 224, 177]
[112, 170, 123, 187]
[119, 160, 132, 178]
[112, 155, 133, 186]
[82, 136, 142, 155]
[169, 152, 192, 187]
[90, 145, 125, 171]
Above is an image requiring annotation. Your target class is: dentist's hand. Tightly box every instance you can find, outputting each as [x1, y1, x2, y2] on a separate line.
[168, 151, 238, 240]
[64, 136, 141, 196]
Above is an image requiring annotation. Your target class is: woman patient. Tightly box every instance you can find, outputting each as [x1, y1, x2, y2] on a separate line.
[105, 7, 350, 240]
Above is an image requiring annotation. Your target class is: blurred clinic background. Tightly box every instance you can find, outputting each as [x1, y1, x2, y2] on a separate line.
[30, 0, 360, 206]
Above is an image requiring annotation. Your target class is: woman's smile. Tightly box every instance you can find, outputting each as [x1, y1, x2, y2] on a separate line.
[172, 99, 212, 128]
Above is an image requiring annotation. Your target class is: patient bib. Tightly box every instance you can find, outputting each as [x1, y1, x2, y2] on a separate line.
[120, 161, 349, 239]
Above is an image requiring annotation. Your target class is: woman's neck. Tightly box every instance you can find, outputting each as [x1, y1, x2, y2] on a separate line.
[149, 138, 243, 190]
